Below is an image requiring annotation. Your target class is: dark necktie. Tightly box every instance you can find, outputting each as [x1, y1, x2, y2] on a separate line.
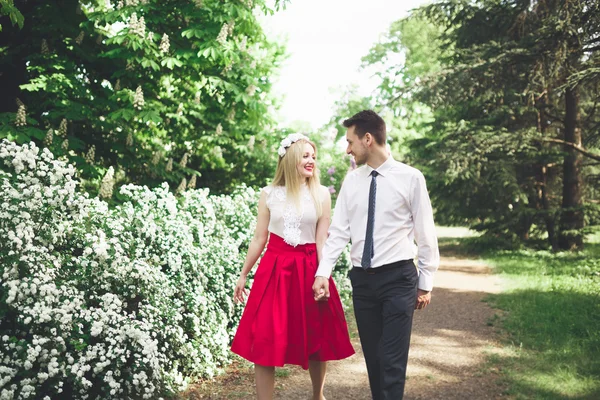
[361, 170, 378, 270]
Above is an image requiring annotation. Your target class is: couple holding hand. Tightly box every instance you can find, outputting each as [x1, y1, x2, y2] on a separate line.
[231, 110, 439, 400]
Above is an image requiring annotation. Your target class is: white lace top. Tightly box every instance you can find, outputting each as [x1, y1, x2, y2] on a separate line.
[263, 184, 325, 247]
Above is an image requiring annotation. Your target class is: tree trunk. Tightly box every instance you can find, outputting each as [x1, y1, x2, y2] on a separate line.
[535, 94, 559, 250]
[558, 85, 584, 250]
[540, 165, 559, 250]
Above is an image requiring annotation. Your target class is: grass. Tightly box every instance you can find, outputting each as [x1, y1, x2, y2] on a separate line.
[275, 368, 291, 378]
[470, 232, 600, 400]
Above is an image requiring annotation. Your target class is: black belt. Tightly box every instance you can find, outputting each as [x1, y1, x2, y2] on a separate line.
[353, 259, 414, 275]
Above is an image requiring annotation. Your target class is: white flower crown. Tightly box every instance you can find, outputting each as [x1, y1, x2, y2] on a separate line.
[277, 133, 310, 157]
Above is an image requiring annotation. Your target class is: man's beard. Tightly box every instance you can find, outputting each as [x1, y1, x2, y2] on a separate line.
[353, 154, 367, 165]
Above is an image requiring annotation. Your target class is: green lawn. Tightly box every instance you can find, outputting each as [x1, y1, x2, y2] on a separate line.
[479, 234, 600, 399]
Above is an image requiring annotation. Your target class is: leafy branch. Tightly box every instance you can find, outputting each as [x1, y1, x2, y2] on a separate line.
[0, 0, 24, 32]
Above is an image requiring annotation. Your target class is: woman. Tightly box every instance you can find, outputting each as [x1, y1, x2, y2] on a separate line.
[231, 133, 355, 400]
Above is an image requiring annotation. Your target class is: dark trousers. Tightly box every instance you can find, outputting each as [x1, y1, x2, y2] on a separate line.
[349, 260, 419, 400]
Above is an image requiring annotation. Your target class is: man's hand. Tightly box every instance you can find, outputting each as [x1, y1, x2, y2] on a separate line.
[313, 276, 330, 302]
[415, 289, 431, 310]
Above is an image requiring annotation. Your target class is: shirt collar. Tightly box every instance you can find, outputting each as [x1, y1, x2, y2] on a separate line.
[365, 155, 395, 178]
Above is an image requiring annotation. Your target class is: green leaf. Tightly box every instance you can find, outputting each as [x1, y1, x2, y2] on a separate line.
[24, 127, 44, 140]
[1, 1, 24, 29]
[138, 110, 162, 124]
[198, 47, 212, 59]
[161, 57, 183, 70]
[108, 109, 136, 122]
[141, 59, 160, 71]
[181, 28, 204, 39]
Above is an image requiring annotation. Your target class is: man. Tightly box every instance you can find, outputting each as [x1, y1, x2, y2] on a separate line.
[313, 110, 439, 400]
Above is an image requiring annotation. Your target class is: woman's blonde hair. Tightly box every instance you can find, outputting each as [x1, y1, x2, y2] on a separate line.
[272, 138, 323, 217]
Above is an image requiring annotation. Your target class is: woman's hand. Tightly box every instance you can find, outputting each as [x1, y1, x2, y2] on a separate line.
[233, 275, 249, 304]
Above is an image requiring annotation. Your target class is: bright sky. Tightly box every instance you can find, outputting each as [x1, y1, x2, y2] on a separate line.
[263, 0, 429, 130]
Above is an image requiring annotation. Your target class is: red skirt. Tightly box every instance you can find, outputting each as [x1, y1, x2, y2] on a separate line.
[231, 234, 355, 370]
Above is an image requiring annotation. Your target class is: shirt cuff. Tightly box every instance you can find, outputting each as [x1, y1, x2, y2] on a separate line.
[417, 270, 434, 291]
[315, 263, 334, 279]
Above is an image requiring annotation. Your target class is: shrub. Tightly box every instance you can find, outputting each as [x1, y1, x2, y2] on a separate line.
[0, 140, 352, 399]
[0, 141, 254, 399]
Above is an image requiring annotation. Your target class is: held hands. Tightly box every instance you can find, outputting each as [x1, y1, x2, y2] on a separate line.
[233, 275, 249, 304]
[415, 289, 431, 310]
[312, 276, 330, 302]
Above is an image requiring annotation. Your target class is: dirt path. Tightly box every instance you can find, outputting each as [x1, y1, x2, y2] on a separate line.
[183, 232, 508, 399]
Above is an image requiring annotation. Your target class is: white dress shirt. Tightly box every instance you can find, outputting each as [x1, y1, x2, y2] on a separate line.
[315, 156, 440, 291]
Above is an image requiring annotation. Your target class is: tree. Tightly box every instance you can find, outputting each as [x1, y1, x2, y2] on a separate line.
[0, 0, 287, 195]
[363, 0, 600, 249]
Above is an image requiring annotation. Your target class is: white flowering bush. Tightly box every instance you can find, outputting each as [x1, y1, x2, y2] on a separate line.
[0, 140, 352, 399]
[0, 141, 257, 399]
[331, 246, 353, 307]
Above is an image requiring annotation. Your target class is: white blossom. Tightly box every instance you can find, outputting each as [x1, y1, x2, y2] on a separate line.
[176, 178, 187, 194]
[41, 39, 49, 54]
[239, 36, 247, 52]
[165, 158, 173, 172]
[129, 13, 146, 38]
[58, 119, 68, 137]
[44, 129, 53, 146]
[246, 85, 257, 97]
[216, 23, 229, 45]
[136, 16, 147, 38]
[133, 86, 144, 110]
[75, 31, 85, 45]
[212, 146, 223, 159]
[15, 105, 26, 127]
[188, 175, 196, 189]
[85, 145, 95, 163]
[159, 33, 170, 54]
[129, 13, 138, 29]
[221, 63, 232, 74]
[179, 152, 188, 168]
[99, 166, 115, 199]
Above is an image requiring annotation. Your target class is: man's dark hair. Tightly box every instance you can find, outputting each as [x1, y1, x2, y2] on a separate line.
[342, 110, 386, 145]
